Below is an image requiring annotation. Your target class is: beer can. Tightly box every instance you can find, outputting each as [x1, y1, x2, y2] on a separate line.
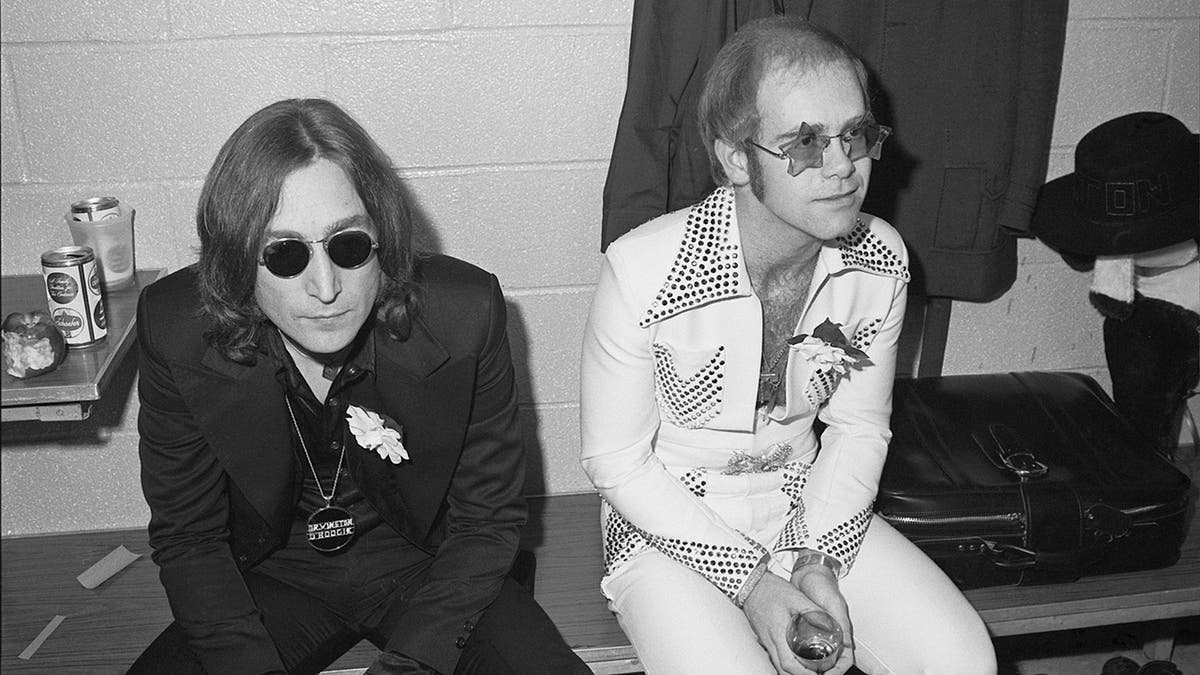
[70, 197, 122, 222]
[41, 246, 108, 346]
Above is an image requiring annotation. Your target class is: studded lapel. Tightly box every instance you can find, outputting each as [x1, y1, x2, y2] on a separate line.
[639, 188, 909, 328]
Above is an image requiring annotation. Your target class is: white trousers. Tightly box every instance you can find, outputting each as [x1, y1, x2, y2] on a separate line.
[601, 467, 997, 675]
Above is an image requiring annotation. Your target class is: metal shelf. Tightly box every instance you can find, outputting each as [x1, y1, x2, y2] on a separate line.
[1, 269, 165, 422]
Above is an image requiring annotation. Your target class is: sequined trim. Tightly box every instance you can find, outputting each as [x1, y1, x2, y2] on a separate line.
[780, 461, 812, 510]
[816, 505, 873, 572]
[775, 509, 810, 551]
[679, 468, 708, 497]
[722, 442, 794, 475]
[837, 221, 910, 281]
[653, 344, 726, 429]
[852, 318, 882, 350]
[639, 192, 906, 330]
[644, 530, 767, 598]
[803, 368, 840, 408]
[640, 187, 742, 327]
[603, 504, 641, 573]
[774, 462, 813, 550]
[602, 500, 767, 599]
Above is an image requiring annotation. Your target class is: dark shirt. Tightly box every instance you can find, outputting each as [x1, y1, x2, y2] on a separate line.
[264, 326, 385, 543]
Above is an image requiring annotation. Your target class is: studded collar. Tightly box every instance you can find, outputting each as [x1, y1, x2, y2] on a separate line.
[640, 186, 910, 327]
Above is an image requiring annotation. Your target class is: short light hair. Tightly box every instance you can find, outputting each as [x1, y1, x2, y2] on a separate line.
[196, 98, 418, 364]
[698, 16, 871, 185]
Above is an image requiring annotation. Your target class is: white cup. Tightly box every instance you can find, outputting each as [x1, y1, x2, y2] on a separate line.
[66, 207, 136, 289]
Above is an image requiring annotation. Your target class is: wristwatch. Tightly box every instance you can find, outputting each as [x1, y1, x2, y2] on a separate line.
[792, 548, 843, 577]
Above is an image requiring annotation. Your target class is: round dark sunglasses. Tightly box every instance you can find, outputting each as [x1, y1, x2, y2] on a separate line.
[259, 230, 379, 278]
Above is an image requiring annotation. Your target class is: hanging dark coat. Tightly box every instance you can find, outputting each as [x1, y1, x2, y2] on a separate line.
[600, 0, 782, 250]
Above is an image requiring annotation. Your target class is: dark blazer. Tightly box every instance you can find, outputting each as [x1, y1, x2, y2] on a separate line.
[136, 255, 526, 675]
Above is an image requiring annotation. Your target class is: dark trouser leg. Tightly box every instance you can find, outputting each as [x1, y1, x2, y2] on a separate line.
[1105, 297, 1200, 458]
[127, 622, 205, 675]
[127, 570, 363, 675]
[452, 577, 590, 675]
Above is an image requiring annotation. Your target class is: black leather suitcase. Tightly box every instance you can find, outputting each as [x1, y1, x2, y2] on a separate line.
[875, 371, 1193, 589]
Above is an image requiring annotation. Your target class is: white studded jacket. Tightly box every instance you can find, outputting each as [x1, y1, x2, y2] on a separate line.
[581, 187, 910, 601]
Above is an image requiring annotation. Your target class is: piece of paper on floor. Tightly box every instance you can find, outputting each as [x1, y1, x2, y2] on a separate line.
[18, 615, 66, 660]
[77, 545, 141, 589]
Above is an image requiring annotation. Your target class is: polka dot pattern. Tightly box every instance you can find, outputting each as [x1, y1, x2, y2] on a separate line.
[816, 505, 873, 572]
[640, 187, 742, 328]
[601, 498, 768, 599]
[837, 221, 910, 281]
[804, 367, 840, 408]
[653, 344, 726, 429]
[640, 530, 767, 598]
[780, 461, 812, 510]
[774, 462, 813, 550]
[775, 508, 809, 551]
[679, 468, 708, 497]
[852, 318, 882, 351]
[602, 501, 641, 574]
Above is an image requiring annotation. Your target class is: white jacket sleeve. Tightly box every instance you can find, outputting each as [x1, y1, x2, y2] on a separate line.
[785, 253, 908, 574]
[581, 254, 767, 601]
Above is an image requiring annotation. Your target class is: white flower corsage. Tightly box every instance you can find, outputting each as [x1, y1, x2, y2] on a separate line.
[790, 318, 873, 375]
[346, 405, 409, 464]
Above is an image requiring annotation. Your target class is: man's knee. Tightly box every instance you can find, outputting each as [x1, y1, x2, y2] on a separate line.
[459, 578, 588, 675]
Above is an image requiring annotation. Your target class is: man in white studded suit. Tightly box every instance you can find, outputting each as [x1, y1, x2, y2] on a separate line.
[581, 17, 995, 675]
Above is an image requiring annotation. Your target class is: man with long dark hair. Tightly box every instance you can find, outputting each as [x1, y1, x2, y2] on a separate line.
[130, 98, 586, 675]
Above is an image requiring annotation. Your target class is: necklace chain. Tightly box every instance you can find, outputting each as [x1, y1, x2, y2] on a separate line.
[758, 341, 792, 410]
[763, 341, 790, 373]
[284, 396, 346, 505]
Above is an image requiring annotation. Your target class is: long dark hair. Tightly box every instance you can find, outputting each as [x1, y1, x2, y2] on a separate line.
[196, 98, 418, 363]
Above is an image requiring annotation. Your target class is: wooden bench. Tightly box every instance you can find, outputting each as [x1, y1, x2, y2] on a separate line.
[3, 492, 1198, 674]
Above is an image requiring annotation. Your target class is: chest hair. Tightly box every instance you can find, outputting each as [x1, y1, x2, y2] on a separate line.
[758, 264, 815, 366]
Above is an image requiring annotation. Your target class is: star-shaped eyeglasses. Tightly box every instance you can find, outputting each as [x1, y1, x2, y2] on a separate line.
[748, 113, 892, 176]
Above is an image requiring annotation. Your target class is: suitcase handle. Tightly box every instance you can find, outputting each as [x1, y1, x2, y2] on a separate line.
[972, 425, 1049, 480]
[980, 540, 1038, 568]
[981, 539, 1099, 571]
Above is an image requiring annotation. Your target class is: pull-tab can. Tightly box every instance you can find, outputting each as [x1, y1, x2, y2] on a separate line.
[70, 196, 122, 221]
[41, 246, 108, 346]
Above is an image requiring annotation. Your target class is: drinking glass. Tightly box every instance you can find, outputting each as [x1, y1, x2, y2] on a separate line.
[787, 610, 843, 673]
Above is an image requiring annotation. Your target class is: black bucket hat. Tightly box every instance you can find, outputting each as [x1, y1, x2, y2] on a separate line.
[1030, 112, 1198, 256]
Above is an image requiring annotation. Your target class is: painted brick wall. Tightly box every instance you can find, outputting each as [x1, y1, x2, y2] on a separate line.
[942, 1, 1199, 399]
[2, 0, 1197, 536]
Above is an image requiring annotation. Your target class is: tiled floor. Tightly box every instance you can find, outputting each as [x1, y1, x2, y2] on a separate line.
[998, 616, 1199, 675]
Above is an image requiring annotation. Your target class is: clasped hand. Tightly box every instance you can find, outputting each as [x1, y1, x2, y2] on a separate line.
[743, 565, 854, 675]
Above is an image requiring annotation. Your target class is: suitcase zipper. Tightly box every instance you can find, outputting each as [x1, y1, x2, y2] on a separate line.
[879, 502, 1182, 531]
[877, 511, 1024, 527]
[1121, 503, 1182, 517]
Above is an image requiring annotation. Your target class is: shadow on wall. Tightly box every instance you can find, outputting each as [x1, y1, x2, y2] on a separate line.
[405, 181, 552, 545]
[504, 299, 551, 550]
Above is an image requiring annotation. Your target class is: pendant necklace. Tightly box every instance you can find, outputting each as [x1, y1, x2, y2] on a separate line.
[284, 397, 356, 552]
[755, 261, 815, 411]
[757, 342, 790, 410]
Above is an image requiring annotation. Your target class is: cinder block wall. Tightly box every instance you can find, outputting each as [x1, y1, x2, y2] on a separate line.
[2, 1, 1197, 536]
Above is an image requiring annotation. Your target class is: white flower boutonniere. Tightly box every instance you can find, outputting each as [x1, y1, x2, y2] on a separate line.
[790, 318, 874, 376]
[346, 405, 409, 464]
